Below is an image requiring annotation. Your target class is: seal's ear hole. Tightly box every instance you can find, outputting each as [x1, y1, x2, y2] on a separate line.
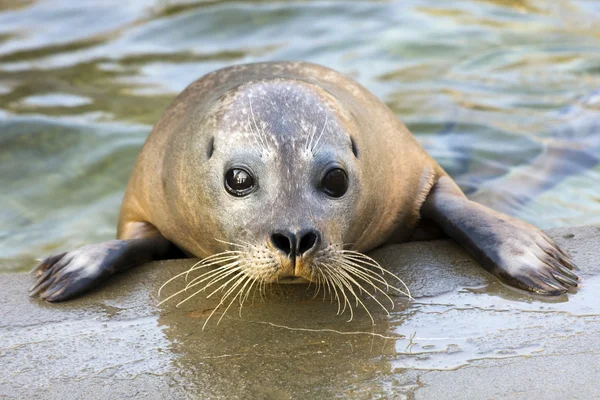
[350, 137, 359, 158]
[207, 137, 215, 159]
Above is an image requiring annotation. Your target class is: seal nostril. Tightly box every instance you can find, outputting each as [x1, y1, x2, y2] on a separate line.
[298, 231, 318, 255]
[271, 233, 292, 256]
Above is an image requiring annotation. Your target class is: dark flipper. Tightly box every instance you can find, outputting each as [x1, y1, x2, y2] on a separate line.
[421, 176, 580, 295]
[29, 233, 178, 302]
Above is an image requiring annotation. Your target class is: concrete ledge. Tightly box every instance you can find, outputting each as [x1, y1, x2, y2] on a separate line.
[1, 225, 599, 399]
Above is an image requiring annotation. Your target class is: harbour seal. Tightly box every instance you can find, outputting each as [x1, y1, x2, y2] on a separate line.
[30, 61, 579, 310]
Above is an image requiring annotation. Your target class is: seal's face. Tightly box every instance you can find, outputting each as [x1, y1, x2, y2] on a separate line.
[200, 80, 366, 285]
[166, 76, 410, 325]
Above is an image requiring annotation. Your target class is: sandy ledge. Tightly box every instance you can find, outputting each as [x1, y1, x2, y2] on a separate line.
[1, 225, 599, 399]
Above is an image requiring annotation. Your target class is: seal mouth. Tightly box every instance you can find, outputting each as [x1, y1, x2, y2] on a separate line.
[278, 276, 310, 284]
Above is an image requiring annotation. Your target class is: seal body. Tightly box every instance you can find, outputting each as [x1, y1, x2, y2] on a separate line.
[30, 62, 579, 302]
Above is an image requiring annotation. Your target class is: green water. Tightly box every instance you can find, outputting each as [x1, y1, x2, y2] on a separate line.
[1, 0, 599, 272]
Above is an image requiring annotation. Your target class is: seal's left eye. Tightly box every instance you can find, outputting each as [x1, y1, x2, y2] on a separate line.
[321, 168, 348, 198]
[225, 168, 255, 197]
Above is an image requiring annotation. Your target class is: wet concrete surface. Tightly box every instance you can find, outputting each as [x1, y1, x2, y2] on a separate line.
[1, 225, 599, 399]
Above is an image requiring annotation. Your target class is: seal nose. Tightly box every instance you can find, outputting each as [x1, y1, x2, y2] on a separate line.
[297, 229, 319, 256]
[270, 229, 320, 258]
[271, 231, 295, 257]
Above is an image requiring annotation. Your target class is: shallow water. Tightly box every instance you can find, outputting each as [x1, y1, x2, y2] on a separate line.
[1, 0, 599, 274]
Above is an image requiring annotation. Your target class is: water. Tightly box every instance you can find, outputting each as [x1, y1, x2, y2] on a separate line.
[1, 0, 599, 273]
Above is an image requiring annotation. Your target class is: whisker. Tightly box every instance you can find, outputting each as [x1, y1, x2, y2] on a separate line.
[159, 262, 242, 307]
[158, 252, 240, 297]
[202, 272, 248, 330]
[337, 257, 392, 288]
[338, 251, 385, 271]
[249, 97, 269, 153]
[240, 275, 257, 312]
[305, 123, 316, 151]
[213, 238, 252, 249]
[322, 264, 352, 317]
[336, 257, 410, 300]
[324, 266, 355, 322]
[321, 271, 334, 303]
[339, 252, 412, 299]
[246, 104, 264, 156]
[181, 268, 243, 310]
[205, 267, 250, 299]
[238, 239, 259, 249]
[335, 260, 396, 308]
[335, 268, 376, 323]
[245, 106, 263, 156]
[193, 266, 244, 297]
[310, 272, 321, 300]
[311, 114, 328, 156]
[335, 263, 388, 321]
[184, 255, 241, 281]
[319, 264, 342, 313]
[185, 262, 243, 290]
[217, 275, 254, 325]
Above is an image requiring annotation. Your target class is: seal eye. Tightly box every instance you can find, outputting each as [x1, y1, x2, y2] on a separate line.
[225, 168, 255, 197]
[321, 168, 348, 198]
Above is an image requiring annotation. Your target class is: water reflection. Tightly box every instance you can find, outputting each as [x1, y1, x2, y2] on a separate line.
[152, 229, 600, 398]
[158, 284, 403, 398]
[1, 0, 599, 272]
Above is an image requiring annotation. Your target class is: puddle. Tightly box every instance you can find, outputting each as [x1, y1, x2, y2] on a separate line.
[389, 275, 600, 371]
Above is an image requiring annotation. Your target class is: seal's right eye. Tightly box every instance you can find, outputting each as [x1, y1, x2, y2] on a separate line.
[225, 168, 255, 197]
[321, 168, 348, 198]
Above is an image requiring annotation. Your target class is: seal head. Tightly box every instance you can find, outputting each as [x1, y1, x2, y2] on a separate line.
[167, 78, 379, 284]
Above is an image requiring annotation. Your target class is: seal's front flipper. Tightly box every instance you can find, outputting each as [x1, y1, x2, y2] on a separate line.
[29, 233, 176, 302]
[421, 176, 580, 295]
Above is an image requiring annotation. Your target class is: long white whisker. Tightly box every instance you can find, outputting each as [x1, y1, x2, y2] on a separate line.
[217, 275, 253, 325]
[158, 252, 241, 296]
[338, 251, 385, 272]
[337, 257, 392, 288]
[213, 238, 252, 249]
[159, 261, 240, 306]
[336, 260, 396, 308]
[325, 266, 354, 321]
[311, 114, 328, 156]
[339, 252, 412, 299]
[249, 97, 268, 153]
[336, 257, 409, 300]
[185, 262, 242, 290]
[335, 262, 390, 318]
[319, 264, 342, 312]
[241, 275, 257, 311]
[202, 272, 248, 330]
[180, 268, 242, 311]
[306, 123, 318, 152]
[334, 267, 376, 323]
[184, 256, 241, 281]
[205, 267, 249, 299]
[321, 270, 335, 304]
[247, 104, 264, 156]
[200, 265, 245, 294]
[310, 272, 321, 299]
[322, 264, 352, 318]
